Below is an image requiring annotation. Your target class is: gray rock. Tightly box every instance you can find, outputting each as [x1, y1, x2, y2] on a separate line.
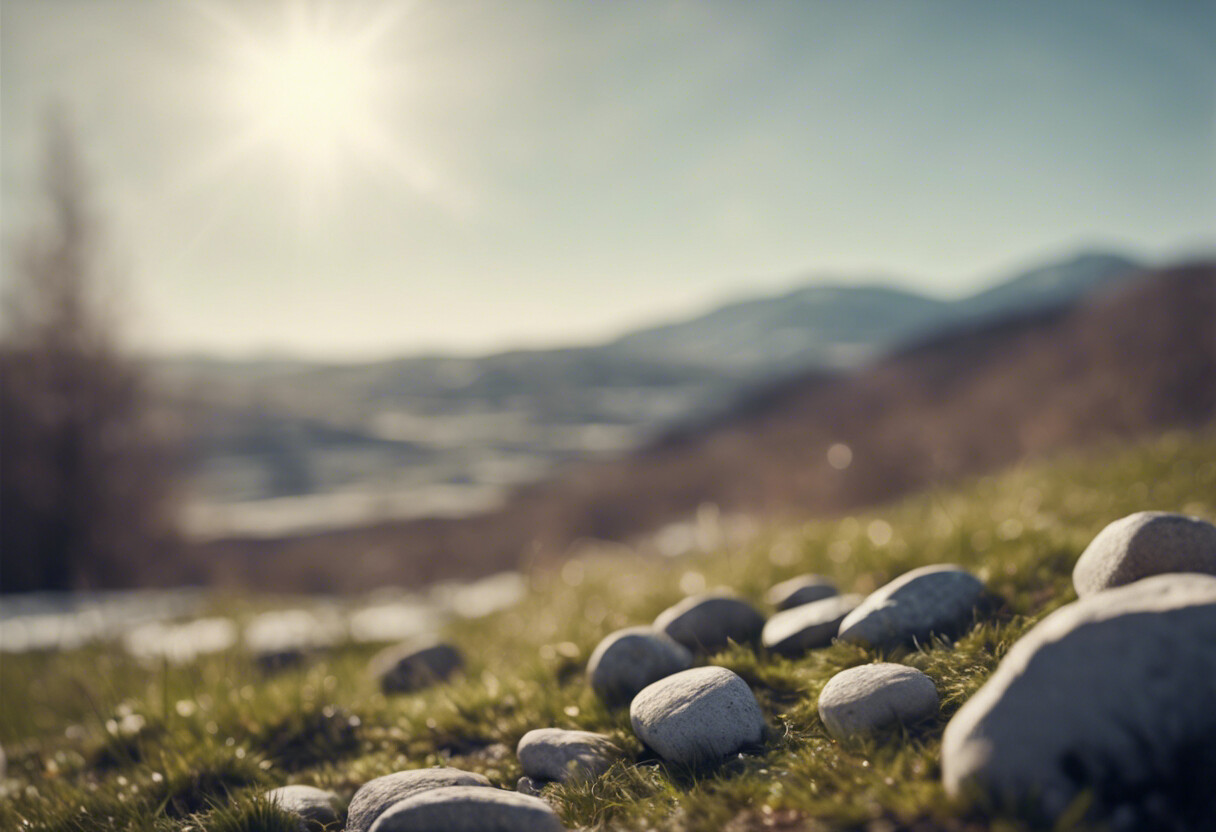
[264, 785, 341, 831]
[346, 768, 491, 832]
[516, 728, 617, 783]
[762, 594, 863, 657]
[586, 626, 693, 705]
[837, 564, 985, 649]
[515, 776, 544, 796]
[630, 666, 765, 766]
[1072, 511, 1216, 597]
[653, 593, 766, 654]
[766, 574, 839, 610]
[817, 663, 939, 740]
[368, 785, 565, 832]
[369, 640, 463, 693]
[942, 574, 1216, 822]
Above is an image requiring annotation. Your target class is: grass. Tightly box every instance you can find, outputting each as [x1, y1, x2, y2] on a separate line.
[2, 430, 1214, 831]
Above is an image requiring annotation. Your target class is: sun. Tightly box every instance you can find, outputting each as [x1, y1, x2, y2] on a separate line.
[191, 0, 418, 203]
[244, 24, 380, 169]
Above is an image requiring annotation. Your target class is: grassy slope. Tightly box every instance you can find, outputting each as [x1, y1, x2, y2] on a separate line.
[3, 430, 1214, 832]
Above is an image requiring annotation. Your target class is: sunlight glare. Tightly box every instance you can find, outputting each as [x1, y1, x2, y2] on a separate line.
[242, 23, 378, 171]
[197, 0, 413, 205]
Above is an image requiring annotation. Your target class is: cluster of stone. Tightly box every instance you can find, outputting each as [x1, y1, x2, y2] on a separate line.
[260, 510, 1215, 830]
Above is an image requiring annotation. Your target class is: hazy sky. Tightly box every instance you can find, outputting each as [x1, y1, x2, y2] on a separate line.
[3, 0, 1214, 359]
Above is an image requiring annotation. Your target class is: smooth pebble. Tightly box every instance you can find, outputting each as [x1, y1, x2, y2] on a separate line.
[817, 663, 939, 739]
[1072, 511, 1216, 596]
[586, 626, 693, 706]
[766, 574, 839, 610]
[837, 564, 985, 648]
[630, 666, 765, 766]
[762, 594, 863, 657]
[368, 785, 565, 832]
[653, 593, 766, 654]
[346, 767, 491, 832]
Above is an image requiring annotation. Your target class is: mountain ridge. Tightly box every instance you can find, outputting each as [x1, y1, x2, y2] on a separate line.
[156, 249, 1149, 530]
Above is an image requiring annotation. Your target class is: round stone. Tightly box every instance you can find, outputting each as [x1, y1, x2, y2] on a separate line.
[629, 666, 766, 766]
[369, 640, 464, 694]
[516, 728, 617, 783]
[346, 767, 491, 832]
[766, 574, 839, 610]
[837, 564, 986, 649]
[762, 594, 863, 657]
[653, 593, 766, 654]
[515, 775, 544, 796]
[586, 626, 693, 706]
[1072, 511, 1216, 597]
[264, 785, 340, 831]
[817, 663, 939, 740]
[368, 785, 565, 832]
[942, 574, 1216, 823]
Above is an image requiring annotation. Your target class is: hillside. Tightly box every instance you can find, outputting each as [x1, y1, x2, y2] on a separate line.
[4, 431, 1214, 831]
[168, 262, 1215, 593]
[523, 261, 1216, 544]
[156, 251, 1141, 534]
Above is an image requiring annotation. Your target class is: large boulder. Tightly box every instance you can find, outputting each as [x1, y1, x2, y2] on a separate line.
[1072, 512, 1216, 597]
[817, 663, 938, 740]
[942, 574, 1216, 823]
[346, 768, 491, 832]
[837, 564, 985, 649]
[586, 626, 693, 706]
[368, 786, 565, 832]
[516, 728, 618, 783]
[653, 593, 766, 654]
[630, 666, 765, 766]
[369, 640, 464, 694]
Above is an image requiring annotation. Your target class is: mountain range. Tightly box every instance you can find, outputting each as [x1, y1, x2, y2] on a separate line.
[169, 258, 1216, 592]
[154, 250, 1145, 536]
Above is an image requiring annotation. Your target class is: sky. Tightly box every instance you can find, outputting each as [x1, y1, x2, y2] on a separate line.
[2, 0, 1214, 360]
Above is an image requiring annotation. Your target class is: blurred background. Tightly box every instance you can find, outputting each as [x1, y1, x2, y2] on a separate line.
[2, 0, 1213, 611]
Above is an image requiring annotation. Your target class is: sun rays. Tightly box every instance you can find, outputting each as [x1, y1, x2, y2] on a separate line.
[182, 0, 445, 216]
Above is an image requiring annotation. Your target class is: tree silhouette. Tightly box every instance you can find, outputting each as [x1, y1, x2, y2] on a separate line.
[1, 113, 180, 592]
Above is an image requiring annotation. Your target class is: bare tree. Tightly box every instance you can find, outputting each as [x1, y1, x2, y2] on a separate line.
[1, 113, 180, 592]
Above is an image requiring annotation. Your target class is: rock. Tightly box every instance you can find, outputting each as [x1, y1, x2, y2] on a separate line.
[516, 728, 618, 783]
[653, 593, 766, 654]
[837, 564, 985, 649]
[817, 663, 939, 740]
[369, 640, 463, 693]
[630, 666, 765, 766]
[515, 776, 545, 796]
[346, 768, 491, 832]
[586, 626, 693, 705]
[1072, 511, 1216, 597]
[762, 594, 863, 657]
[264, 785, 341, 831]
[941, 574, 1216, 823]
[368, 785, 565, 832]
[766, 574, 839, 610]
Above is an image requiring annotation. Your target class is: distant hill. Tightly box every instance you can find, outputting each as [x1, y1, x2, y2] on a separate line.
[521, 261, 1216, 545]
[156, 250, 1146, 529]
[606, 252, 1141, 372]
[175, 261, 1215, 592]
